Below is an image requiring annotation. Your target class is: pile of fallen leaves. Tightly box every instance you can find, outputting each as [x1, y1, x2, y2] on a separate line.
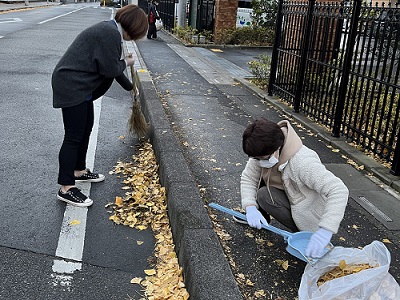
[107, 142, 189, 300]
[317, 259, 378, 287]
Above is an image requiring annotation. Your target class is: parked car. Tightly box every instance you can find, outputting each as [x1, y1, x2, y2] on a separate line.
[100, 0, 121, 8]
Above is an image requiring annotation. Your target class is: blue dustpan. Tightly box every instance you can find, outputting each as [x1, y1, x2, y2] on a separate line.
[209, 203, 333, 265]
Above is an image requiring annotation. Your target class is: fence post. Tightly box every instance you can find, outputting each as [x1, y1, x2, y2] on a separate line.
[293, 0, 315, 112]
[332, 0, 362, 137]
[268, 0, 284, 96]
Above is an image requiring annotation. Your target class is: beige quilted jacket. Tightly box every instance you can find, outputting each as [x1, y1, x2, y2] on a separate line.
[240, 120, 349, 233]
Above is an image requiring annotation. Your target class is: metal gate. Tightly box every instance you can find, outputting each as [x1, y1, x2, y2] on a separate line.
[158, 0, 177, 31]
[138, 0, 176, 31]
[269, 0, 400, 175]
[196, 0, 215, 32]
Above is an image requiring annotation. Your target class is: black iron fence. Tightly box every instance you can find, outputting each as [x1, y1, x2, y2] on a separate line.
[269, 0, 400, 175]
[196, 0, 215, 32]
[158, 0, 176, 31]
[152, 0, 215, 33]
[138, 0, 176, 31]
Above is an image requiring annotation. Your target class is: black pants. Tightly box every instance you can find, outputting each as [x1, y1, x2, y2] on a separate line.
[147, 22, 157, 39]
[58, 101, 94, 185]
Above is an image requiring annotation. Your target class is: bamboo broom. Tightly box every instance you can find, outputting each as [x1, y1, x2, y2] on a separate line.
[128, 64, 149, 138]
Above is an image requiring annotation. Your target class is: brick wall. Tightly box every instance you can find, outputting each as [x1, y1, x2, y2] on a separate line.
[213, 0, 238, 43]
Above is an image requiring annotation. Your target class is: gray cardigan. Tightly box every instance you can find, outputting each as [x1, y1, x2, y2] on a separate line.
[52, 20, 132, 108]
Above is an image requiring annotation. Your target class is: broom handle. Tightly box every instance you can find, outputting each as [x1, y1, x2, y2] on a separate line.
[130, 65, 138, 101]
[130, 65, 135, 84]
[127, 51, 138, 101]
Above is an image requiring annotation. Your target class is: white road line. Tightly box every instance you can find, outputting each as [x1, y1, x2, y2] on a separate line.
[55, 205, 89, 261]
[52, 8, 111, 287]
[0, 18, 22, 24]
[38, 7, 86, 24]
[52, 97, 103, 285]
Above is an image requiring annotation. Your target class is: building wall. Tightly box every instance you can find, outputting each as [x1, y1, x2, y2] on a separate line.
[213, 0, 238, 43]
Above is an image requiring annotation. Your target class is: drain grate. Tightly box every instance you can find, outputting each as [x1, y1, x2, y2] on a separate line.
[357, 196, 393, 222]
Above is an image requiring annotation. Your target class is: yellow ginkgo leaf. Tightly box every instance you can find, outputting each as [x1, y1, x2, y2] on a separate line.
[115, 196, 123, 206]
[144, 269, 156, 276]
[281, 260, 289, 270]
[130, 277, 142, 284]
[246, 279, 254, 286]
[69, 220, 81, 226]
[275, 259, 289, 270]
[137, 240, 144, 245]
[109, 215, 119, 222]
[382, 238, 392, 244]
[254, 289, 266, 297]
[339, 259, 347, 270]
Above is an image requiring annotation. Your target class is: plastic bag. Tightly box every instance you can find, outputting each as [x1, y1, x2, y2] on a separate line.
[155, 19, 163, 31]
[298, 241, 400, 299]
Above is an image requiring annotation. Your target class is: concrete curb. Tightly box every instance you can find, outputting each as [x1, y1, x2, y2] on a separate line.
[128, 41, 243, 300]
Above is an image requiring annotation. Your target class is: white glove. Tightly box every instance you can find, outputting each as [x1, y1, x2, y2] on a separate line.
[245, 206, 268, 229]
[305, 228, 333, 258]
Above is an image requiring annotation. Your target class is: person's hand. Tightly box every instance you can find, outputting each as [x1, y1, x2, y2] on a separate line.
[125, 55, 135, 67]
[305, 228, 333, 258]
[130, 86, 139, 98]
[245, 206, 268, 229]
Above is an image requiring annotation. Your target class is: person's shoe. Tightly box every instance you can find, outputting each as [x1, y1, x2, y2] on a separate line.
[233, 216, 248, 225]
[74, 169, 105, 183]
[57, 187, 93, 207]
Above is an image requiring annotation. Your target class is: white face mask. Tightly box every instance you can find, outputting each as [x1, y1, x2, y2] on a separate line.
[258, 156, 279, 168]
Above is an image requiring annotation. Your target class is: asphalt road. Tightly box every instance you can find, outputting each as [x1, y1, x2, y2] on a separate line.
[0, 4, 154, 299]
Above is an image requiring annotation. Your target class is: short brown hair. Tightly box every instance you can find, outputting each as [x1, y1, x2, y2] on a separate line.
[242, 119, 285, 157]
[115, 5, 148, 40]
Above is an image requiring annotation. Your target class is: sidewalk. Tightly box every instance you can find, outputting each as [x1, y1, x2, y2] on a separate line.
[0, 0, 60, 12]
[131, 31, 400, 299]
